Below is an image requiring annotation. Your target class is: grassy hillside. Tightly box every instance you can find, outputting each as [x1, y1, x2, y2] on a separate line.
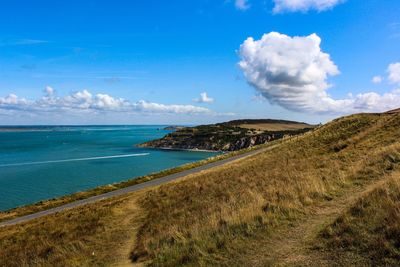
[131, 112, 400, 266]
[1, 112, 400, 266]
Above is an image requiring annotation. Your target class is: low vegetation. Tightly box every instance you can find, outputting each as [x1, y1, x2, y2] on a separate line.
[0, 193, 145, 267]
[318, 173, 400, 266]
[132, 112, 400, 266]
[232, 119, 316, 131]
[1, 112, 400, 266]
[139, 119, 314, 151]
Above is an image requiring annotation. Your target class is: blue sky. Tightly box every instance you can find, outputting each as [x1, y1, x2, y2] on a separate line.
[0, 0, 400, 125]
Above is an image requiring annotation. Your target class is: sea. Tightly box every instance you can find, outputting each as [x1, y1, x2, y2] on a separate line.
[0, 126, 218, 211]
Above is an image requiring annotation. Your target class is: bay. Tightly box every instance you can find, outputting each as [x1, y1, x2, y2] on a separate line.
[0, 126, 217, 211]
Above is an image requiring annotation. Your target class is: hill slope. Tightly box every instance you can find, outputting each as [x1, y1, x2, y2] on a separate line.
[1, 112, 400, 266]
[131, 112, 400, 266]
[386, 108, 400, 114]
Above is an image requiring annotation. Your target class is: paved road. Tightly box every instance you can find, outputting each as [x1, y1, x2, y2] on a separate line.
[0, 146, 273, 227]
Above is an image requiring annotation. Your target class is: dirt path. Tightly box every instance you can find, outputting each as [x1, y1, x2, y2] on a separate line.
[244, 178, 387, 266]
[110, 198, 140, 267]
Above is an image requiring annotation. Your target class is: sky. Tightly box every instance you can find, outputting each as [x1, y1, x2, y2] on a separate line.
[0, 0, 400, 125]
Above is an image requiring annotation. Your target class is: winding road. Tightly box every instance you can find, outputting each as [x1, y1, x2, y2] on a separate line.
[0, 146, 272, 227]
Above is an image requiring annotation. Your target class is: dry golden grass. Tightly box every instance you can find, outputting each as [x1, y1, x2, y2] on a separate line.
[131, 112, 400, 266]
[0, 192, 145, 267]
[1, 112, 400, 266]
[239, 122, 315, 131]
[317, 172, 400, 266]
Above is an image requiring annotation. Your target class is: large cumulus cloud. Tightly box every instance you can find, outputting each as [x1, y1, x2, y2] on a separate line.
[239, 32, 400, 114]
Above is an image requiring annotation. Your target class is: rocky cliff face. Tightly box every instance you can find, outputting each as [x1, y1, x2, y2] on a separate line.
[139, 133, 272, 151]
[138, 123, 311, 151]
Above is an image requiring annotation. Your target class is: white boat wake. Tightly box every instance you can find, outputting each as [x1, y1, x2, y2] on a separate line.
[0, 153, 150, 167]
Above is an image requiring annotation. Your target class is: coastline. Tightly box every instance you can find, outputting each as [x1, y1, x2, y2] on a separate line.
[137, 120, 315, 153]
[141, 146, 222, 153]
[0, 140, 281, 224]
[0, 144, 275, 227]
[1, 120, 312, 218]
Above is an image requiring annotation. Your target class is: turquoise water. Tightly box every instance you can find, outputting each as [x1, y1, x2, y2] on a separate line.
[0, 126, 217, 211]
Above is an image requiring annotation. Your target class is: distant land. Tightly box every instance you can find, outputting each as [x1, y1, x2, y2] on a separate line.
[162, 125, 185, 131]
[138, 119, 316, 151]
[0, 125, 135, 132]
[0, 126, 60, 132]
[386, 108, 400, 114]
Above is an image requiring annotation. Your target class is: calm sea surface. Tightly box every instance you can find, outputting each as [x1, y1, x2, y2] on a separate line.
[0, 126, 217, 211]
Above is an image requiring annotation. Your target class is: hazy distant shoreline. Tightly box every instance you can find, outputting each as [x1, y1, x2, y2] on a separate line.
[0, 127, 56, 132]
[0, 125, 178, 133]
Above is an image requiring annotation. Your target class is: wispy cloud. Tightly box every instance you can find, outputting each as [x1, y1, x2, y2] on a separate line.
[272, 0, 344, 13]
[235, 0, 251, 10]
[372, 76, 383, 84]
[0, 38, 49, 46]
[103, 77, 122, 84]
[389, 22, 400, 39]
[19, 64, 37, 70]
[29, 73, 146, 82]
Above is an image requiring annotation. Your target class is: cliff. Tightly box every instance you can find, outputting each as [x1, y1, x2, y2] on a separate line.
[138, 119, 315, 151]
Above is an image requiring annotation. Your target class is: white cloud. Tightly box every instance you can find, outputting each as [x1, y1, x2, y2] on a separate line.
[388, 62, 400, 84]
[0, 39, 49, 46]
[0, 88, 213, 116]
[273, 0, 344, 13]
[372, 76, 383, 84]
[133, 100, 211, 114]
[235, 0, 250, 10]
[44, 86, 55, 96]
[93, 93, 130, 110]
[351, 90, 400, 111]
[194, 92, 214, 103]
[239, 32, 400, 114]
[0, 94, 29, 106]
